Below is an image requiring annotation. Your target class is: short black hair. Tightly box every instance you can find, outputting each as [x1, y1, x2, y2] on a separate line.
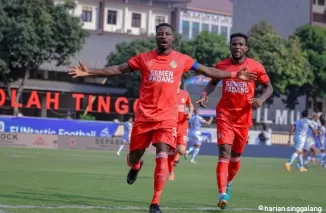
[301, 110, 308, 117]
[230, 33, 248, 45]
[156, 23, 174, 33]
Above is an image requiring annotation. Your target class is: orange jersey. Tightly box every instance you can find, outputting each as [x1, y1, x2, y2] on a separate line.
[177, 89, 191, 130]
[215, 58, 270, 127]
[128, 50, 195, 122]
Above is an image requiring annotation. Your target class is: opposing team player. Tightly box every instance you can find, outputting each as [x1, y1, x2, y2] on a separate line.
[168, 81, 194, 181]
[184, 109, 213, 163]
[285, 110, 311, 172]
[317, 119, 326, 165]
[68, 24, 257, 213]
[117, 117, 133, 156]
[303, 112, 320, 167]
[197, 33, 273, 209]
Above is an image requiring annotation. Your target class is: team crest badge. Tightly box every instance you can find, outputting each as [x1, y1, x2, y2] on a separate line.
[181, 98, 185, 103]
[169, 60, 177, 69]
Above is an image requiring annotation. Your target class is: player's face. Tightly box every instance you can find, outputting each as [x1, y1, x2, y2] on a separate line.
[155, 26, 174, 50]
[230, 37, 248, 60]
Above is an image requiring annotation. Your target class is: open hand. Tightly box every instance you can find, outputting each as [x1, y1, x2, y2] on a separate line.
[237, 66, 257, 81]
[68, 61, 89, 78]
[196, 93, 208, 108]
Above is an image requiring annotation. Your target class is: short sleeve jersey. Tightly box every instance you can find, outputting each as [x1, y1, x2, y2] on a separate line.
[177, 89, 191, 130]
[128, 50, 195, 122]
[215, 58, 270, 127]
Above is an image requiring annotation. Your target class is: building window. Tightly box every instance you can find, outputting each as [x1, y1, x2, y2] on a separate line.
[318, 0, 325, 5]
[132, 13, 141, 28]
[220, 26, 228, 37]
[192, 22, 200, 38]
[107, 10, 117, 25]
[182, 21, 190, 39]
[155, 16, 165, 26]
[211, 25, 218, 33]
[81, 6, 92, 22]
[202, 24, 209, 32]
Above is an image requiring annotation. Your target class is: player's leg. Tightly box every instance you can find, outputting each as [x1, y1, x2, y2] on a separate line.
[226, 127, 249, 202]
[117, 138, 128, 156]
[286, 138, 307, 172]
[190, 131, 202, 163]
[320, 143, 325, 165]
[149, 121, 177, 213]
[126, 123, 152, 185]
[285, 138, 302, 171]
[174, 133, 187, 164]
[303, 140, 313, 166]
[168, 146, 176, 180]
[216, 121, 234, 209]
[310, 146, 317, 165]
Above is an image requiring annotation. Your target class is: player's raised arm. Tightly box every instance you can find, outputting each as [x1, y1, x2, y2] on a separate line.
[68, 61, 132, 78]
[193, 63, 257, 81]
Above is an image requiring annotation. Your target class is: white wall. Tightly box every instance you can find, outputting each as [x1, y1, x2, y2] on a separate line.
[179, 10, 232, 40]
[54, 0, 172, 36]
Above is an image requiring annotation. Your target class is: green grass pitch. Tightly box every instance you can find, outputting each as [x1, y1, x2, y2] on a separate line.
[0, 147, 325, 213]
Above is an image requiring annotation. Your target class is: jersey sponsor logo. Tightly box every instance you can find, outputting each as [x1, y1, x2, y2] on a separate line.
[225, 80, 249, 93]
[178, 105, 186, 112]
[149, 70, 174, 83]
[169, 60, 177, 69]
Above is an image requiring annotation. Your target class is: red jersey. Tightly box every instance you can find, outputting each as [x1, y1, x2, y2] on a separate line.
[177, 89, 191, 130]
[215, 58, 270, 127]
[128, 50, 195, 122]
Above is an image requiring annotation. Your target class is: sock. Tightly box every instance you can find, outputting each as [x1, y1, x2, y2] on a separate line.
[298, 154, 304, 168]
[126, 153, 141, 171]
[117, 144, 124, 154]
[288, 152, 298, 165]
[174, 153, 180, 161]
[168, 149, 175, 174]
[191, 148, 200, 161]
[187, 146, 194, 154]
[216, 158, 230, 196]
[227, 157, 240, 185]
[321, 152, 325, 162]
[151, 152, 168, 205]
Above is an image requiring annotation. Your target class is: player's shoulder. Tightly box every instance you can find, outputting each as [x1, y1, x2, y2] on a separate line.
[135, 50, 155, 59]
[180, 89, 190, 96]
[247, 58, 264, 69]
[173, 51, 193, 60]
[215, 58, 232, 68]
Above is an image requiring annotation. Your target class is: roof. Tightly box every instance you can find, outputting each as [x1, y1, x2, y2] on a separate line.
[40, 31, 146, 72]
[186, 0, 232, 16]
[3, 79, 127, 95]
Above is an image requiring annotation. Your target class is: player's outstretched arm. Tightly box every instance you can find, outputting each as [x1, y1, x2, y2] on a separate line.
[68, 61, 132, 78]
[194, 63, 257, 81]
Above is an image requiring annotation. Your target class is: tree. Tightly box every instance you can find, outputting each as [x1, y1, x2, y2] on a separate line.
[181, 31, 229, 67]
[247, 20, 312, 108]
[181, 31, 229, 81]
[106, 34, 183, 97]
[294, 25, 326, 110]
[0, 0, 86, 115]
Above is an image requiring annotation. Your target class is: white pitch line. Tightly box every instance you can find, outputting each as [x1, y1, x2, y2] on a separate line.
[0, 204, 259, 211]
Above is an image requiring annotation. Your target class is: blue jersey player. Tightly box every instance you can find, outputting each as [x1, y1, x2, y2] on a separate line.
[285, 110, 313, 172]
[117, 117, 133, 156]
